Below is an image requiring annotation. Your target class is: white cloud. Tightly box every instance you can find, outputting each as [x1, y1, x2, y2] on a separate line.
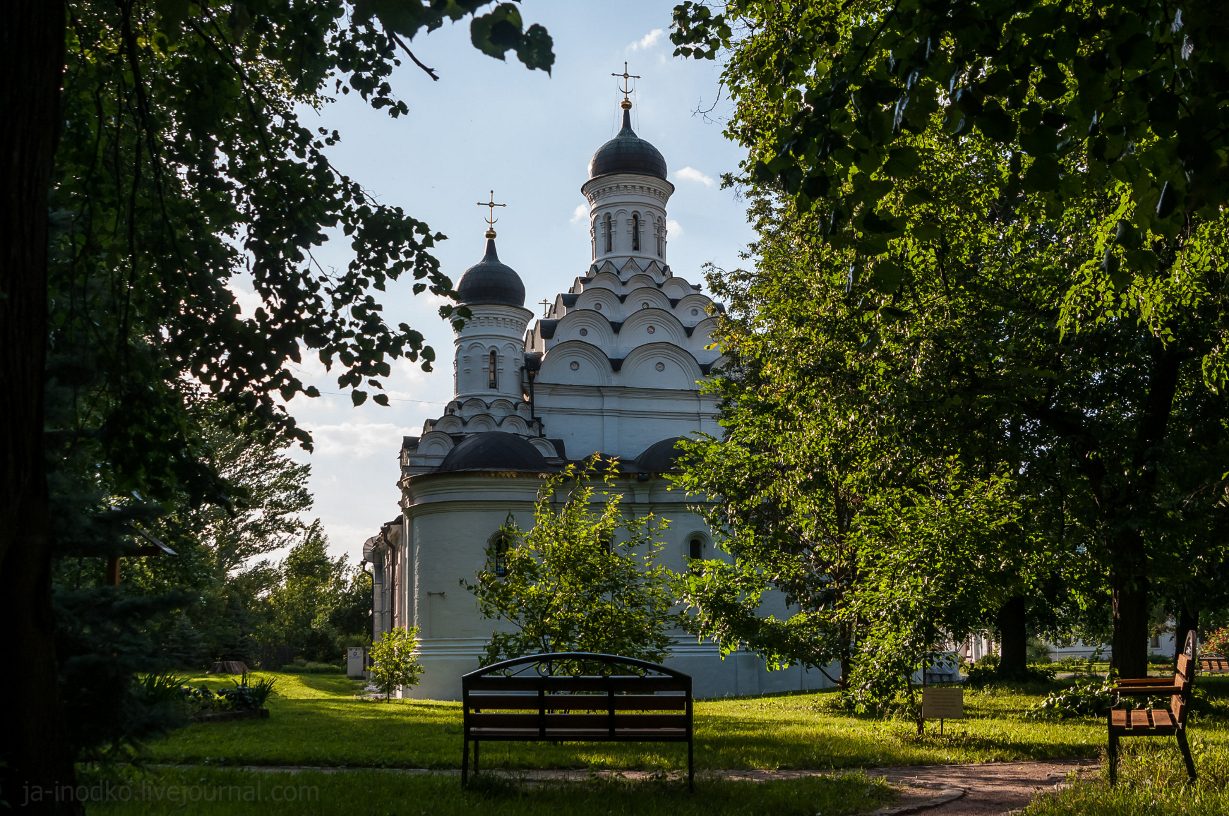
[570, 204, 589, 224]
[305, 422, 417, 459]
[666, 219, 683, 237]
[627, 29, 664, 52]
[675, 166, 714, 187]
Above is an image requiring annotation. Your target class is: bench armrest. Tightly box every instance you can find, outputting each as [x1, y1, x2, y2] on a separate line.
[1115, 678, 1176, 686]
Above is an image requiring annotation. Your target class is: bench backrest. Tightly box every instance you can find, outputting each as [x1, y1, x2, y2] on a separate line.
[461, 652, 692, 737]
[1171, 630, 1197, 726]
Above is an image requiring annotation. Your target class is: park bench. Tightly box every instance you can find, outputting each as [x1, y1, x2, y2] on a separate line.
[1200, 654, 1229, 674]
[1107, 630, 1197, 785]
[460, 652, 694, 790]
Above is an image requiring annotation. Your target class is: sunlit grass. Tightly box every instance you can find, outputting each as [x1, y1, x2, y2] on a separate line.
[135, 671, 1141, 771]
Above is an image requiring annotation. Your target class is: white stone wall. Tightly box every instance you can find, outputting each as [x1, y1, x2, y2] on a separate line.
[396, 472, 835, 700]
[453, 304, 534, 402]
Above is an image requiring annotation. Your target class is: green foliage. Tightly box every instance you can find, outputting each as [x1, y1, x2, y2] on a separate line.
[671, 0, 1229, 385]
[1028, 678, 1118, 720]
[464, 458, 680, 667]
[369, 626, 424, 702]
[1205, 627, 1229, 656]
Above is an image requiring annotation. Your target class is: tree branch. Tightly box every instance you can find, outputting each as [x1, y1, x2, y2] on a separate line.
[388, 31, 438, 81]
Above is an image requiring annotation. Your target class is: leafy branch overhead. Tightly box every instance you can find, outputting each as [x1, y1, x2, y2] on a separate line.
[671, 0, 1229, 384]
[352, 0, 555, 75]
[58, 1, 553, 454]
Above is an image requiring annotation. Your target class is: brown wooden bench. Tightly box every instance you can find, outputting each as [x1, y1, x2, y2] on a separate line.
[1108, 630, 1197, 785]
[1200, 654, 1229, 674]
[461, 652, 694, 790]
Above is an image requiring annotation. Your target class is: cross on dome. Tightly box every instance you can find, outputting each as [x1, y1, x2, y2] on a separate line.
[477, 190, 506, 238]
[612, 62, 640, 111]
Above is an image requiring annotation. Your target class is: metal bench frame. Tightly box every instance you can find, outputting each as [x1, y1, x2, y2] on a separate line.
[1108, 630, 1197, 785]
[460, 652, 694, 790]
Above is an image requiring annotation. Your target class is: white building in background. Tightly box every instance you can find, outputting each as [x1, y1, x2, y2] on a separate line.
[363, 91, 835, 700]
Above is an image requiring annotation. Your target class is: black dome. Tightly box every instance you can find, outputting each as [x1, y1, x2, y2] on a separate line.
[455, 239, 526, 307]
[439, 432, 548, 473]
[634, 437, 686, 473]
[588, 109, 667, 180]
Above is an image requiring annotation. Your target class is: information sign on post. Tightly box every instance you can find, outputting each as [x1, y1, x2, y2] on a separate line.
[921, 687, 964, 734]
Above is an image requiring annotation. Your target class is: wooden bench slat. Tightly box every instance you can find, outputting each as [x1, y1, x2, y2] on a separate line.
[466, 694, 687, 711]
[465, 676, 688, 693]
[469, 730, 689, 741]
[468, 712, 689, 729]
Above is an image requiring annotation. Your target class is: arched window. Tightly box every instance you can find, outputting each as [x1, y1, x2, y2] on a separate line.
[493, 535, 508, 577]
[656, 217, 664, 257]
[632, 212, 641, 251]
[604, 213, 613, 253]
[488, 349, 498, 389]
[688, 537, 703, 560]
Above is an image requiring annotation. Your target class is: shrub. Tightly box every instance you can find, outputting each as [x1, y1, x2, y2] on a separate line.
[1026, 637, 1053, 664]
[1028, 677, 1117, 719]
[369, 626, 424, 701]
[1204, 627, 1229, 656]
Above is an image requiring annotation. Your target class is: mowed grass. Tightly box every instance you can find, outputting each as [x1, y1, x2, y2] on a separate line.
[138, 672, 1136, 771]
[1025, 730, 1229, 816]
[82, 767, 893, 816]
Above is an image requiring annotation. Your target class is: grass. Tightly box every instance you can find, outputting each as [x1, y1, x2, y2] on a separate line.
[80, 767, 893, 816]
[100, 673, 1229, 814]
[1025, 734, 1229, 815]
[140, 672, 1122, 771]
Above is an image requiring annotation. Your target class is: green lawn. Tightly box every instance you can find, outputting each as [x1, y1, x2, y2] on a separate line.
[81, 768, 893, 816]
[140, 672, 1121, 771]
[92, 673, 1229, 815]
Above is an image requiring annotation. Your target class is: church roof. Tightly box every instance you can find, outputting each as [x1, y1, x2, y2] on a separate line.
[455, 238, 526, 307]
[438, 431, 549, 473]
[589, 109, 667, 180]
[634, 437, 687, 473]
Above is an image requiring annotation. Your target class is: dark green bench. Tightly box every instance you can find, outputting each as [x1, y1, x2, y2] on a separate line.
[461, 652, 694, 790]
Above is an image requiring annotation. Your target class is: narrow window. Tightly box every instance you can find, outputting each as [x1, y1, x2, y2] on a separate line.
[604, 214, 612, 253]
[488, 349, 498, 389]
[656, 218, 664, 257]
[689, 538, 703, 560]
[632, 213, 641, 251]
[494, 536, 508, 577]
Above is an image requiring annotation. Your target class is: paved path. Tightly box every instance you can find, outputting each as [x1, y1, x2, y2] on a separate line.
[157, 759, 1098, 816]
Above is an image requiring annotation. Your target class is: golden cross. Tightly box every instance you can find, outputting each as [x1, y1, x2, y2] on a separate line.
[477, 190, 506, 237]
[612, 62, 640, 108]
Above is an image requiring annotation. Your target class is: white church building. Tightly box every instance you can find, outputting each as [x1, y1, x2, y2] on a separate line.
[363, 91, 835, 700]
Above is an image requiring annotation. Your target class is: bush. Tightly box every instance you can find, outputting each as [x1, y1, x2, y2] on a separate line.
[1028, 677, 1117, 719]
[1027, 637, 1053, 664]
[1204, 627, 1229, 656]
[218, 675, 278, 711]
[369, 626, 424, 701]
[964, 654, 1056, 686]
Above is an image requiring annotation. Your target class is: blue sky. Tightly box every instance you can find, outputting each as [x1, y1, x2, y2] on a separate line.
[241, 1, 755, 563]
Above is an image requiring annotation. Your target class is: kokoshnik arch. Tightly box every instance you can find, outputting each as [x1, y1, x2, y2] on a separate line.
[362, 81, 835, 699]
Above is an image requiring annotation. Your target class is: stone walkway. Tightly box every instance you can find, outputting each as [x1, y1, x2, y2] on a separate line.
[162, 758, 1098, 815]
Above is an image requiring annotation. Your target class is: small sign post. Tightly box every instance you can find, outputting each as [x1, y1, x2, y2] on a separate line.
[921, 687, 964, 735]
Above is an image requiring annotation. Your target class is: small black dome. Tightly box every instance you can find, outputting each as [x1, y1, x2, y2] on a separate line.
[589, 109, 668, 180]
[456, 239, 526, 307]
[439, 432, 548, 473]
[634, 437, 686, 473]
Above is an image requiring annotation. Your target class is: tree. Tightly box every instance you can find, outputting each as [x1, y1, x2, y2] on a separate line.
[369, 626, 424, 702]
[671, 0, 1229, 371]
[464, 459, 681, 667]
[671, 184, 1024, 700]
[4, 1, 554, 804]
[669, 4, 1229, 677]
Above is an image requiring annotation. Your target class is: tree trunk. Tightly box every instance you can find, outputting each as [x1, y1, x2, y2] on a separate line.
[996, 595, 1028, 677]
[1111, 571, 1150, 679]
[1174, 604, 1198, 664]
[0, 1, 73, 812]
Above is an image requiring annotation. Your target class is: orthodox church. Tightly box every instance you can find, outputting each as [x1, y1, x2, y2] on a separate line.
[363, 84, 834, 700]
